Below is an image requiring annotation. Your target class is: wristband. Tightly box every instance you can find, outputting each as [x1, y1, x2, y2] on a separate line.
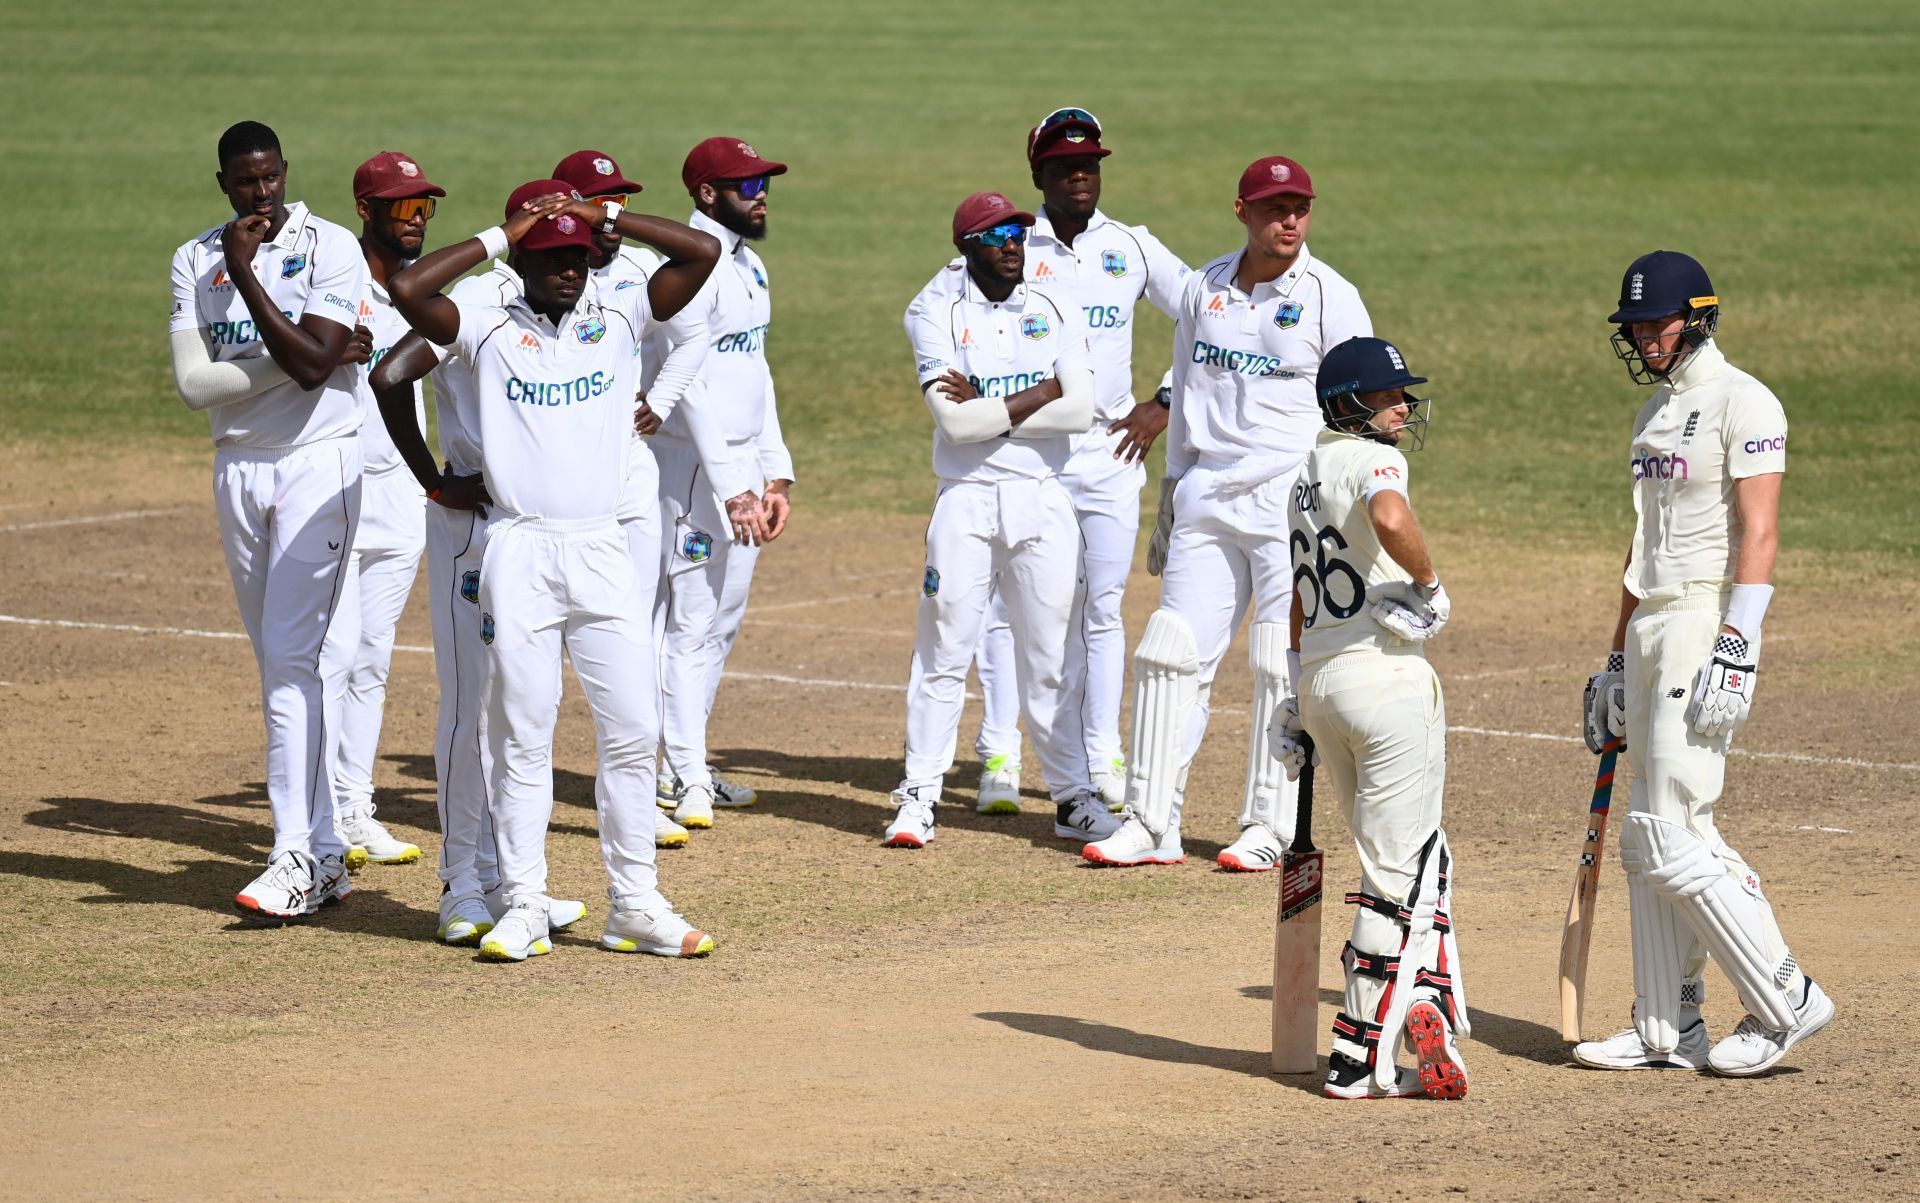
[1723, 583, 1774, 641]
[476, 226, 510, 260]
[1152, 386, 1172, 410]
[600, 201, 623, 235]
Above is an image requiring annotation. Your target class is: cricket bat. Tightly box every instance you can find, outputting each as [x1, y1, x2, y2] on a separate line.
[1271, 742, 1321, 1074]
[1557, 736, 1621, 1042]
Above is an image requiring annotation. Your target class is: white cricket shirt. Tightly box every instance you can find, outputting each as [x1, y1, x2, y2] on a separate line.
[1290, 428, 1419, 668]
[168, 201, 369, 448]
[428, 263, 523, 478]
[355, 277, 426, 475]
[1623, 341, 1788, 600]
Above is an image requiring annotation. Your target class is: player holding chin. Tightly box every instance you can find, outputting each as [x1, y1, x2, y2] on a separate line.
[1269, 336, 1468, 1101]
[1573, 251, 1832, 1076]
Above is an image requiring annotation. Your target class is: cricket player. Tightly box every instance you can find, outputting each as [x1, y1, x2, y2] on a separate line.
[1085, 156, 1371, 870]
[1269, 336, 1469, 1100]
[888, 191, 1118, 849]
[168, 121, 372, 920]
[328, 151, 441, 870]
[387, 181, 721, 962]
[1573, 251, 1833, 1075]
[970, 106, 1188, 815]
[651, 136, 797, 830]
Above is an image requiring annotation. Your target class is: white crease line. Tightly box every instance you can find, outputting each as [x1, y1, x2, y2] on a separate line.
[0, 508, 183, 534]
[3, 612, 1908, 771]
[1795, 825, 1853, 834]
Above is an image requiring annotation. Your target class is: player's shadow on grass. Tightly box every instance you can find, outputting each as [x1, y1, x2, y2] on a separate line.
[1238, 984, 1566, 1067]
[381, 753, 604, 839]
[975, 1011, 1323, 1096]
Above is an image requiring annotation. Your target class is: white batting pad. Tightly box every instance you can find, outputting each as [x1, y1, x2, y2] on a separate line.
[1123, 610, 1200, 836]
[1240, 622, 1298, 844]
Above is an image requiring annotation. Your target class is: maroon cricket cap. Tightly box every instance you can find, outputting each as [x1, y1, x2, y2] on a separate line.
[1026, 106, 1112, 164]
[681, 137, 789, 195]
[552, 149, 643, 198]
[1237, 156, 1316, 202]
[504, 179, 596, 254]
[951, 191, 1036, 242]
[352, 151, 446, 201]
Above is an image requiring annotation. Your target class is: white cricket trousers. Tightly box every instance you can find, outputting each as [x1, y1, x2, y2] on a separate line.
[653, 437, 733, 791]
[480, 515, 660, 906]
[905, 477, 1089, 799]
[701, 540, 760, 717]
[426, 502, 499, 897]
[976, 452, 1141, 770]
[214, 436, 361, 863]
[332, 464, 425, 815]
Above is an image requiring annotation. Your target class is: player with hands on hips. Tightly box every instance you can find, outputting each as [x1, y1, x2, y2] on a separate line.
[1572, 250, 1832, 1076]
[1268, 336, 1469, 1099]
[887, 191, 1119, 849]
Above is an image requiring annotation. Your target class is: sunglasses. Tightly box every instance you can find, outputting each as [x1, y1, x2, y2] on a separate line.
[716, 176, 769, 200]
[1036, 106, 1102, 136]
[965, 224, 1028, 248]
[381, 196, 437, 221]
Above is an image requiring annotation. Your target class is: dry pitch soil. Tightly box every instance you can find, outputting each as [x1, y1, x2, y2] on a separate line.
[2, 446, 1916, 1202]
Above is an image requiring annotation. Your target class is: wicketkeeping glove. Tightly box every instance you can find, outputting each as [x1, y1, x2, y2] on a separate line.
[1583, 650, 1627, 754]
[1146, 476, 1177, 577]
[1266, 695, 1317, 781]
[1372, 581, 1451, 643]
[1685, 633, 1757, 738]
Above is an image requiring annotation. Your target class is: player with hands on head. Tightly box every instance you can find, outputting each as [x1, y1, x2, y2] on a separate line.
[386, 182, 721, 962]
[1571, 250, 1832, 1076]
[886, 191, 1119, 849]
[1268, 336, 1469, 1099]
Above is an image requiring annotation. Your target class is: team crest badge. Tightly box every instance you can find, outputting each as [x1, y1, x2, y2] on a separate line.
[922, 567, 940, 597]
[1020, 313, 1051, 340]
[1101, 250, 1127, 277]
[481, 613, 495, 645]
[1271, 162, 1292, 183]
[1274, 300, 1303, 329]
[575, 316, 606, 344]
[555, 214, 579, 235]
[592, 156, 615, 176]
[460, 570, 480, 604]
[280, 254, 308, 279]
[752, 265, 767, 289]
[614, 279, 641, 291]
[682, 531, 713, 563]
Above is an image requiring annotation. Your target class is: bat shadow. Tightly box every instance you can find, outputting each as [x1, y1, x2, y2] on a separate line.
[975, 1011, 1324, 1096]
[1237, 984, 1569, 1067]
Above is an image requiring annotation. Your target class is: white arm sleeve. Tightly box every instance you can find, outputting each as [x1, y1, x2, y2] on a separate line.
[923, 387, 1011, 444]
[641, 302, 708, 423]
[169, 326, 290, 412]
[676, 378, 762, 502]
[756, 369, 796, 483]
[1009, 362, 1095, 439]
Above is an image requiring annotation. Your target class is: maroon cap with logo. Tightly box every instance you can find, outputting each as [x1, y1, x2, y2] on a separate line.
[1237, 156, 1316, 202]
[352, 151, 446, 201]
[1026, 107, 1112, 164]
[504, 179, 595, 254]
[552, 150, 643, 198]
[951, 191, 1036, 242]
[681, 137, 789, 195]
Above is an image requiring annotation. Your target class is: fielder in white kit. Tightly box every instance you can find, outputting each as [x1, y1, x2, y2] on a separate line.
[168, 121, 372, 920]
[971, 106, 1188, 815]
[1085, 155, 1371, 870]
[388, 181, 721, 962]
[1269, 336, 1470, 1101]
[887, 191, 1119, 849]
[1573, 250, 1833, 1076]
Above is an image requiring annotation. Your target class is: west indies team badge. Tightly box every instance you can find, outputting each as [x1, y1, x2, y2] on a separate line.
[1275, 301, 1304, 329]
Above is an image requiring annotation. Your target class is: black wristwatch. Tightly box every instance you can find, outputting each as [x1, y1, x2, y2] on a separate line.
[1152, 386, 1172, 409]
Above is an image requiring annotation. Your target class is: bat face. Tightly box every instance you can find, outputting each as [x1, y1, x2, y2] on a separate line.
[1279, 847, 1323, 921]
[1272, 844, 1324, 1074]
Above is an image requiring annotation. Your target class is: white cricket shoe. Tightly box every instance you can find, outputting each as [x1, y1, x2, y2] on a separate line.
[601, 893, 715, 957]
[1082, 815, 1184, 866]
[1218, 823, 1285, 872]
[1707, 978, 1834, 1077]
[656, 816, 691, 848]
[976, 754, 1021, 815]
[656, 772, 685, 810]
[1406, 1001, 1469, 1099]
[234, 850, 317, 920]
[1572, 1017, 1710, 1070]
[1093, 757, 1127, 812]
[883, 786, 938, 849]
[674, 783, 716, 830]
[1323, 1051, 1423, 1099]
[339, 807, 422, 866]
[478, 898, 553, 962]
[711, 775, 758, 808]
[307, 853, 353, 914]
[1054, 791, 1122, 840]
[438, 891, 493, 946]
[484, 888, 587, 931]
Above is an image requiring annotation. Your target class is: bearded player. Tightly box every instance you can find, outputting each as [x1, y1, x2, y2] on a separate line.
[1572, 251, 1833, 1076]
[1270, 337, 1469, 1100]
[1085, 156, 1370, 870]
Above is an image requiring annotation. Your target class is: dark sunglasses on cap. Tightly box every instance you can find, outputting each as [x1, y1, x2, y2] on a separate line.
[1036, 106, 1102, 137]
[381, 196, 437, 221]
[715, 176, 769, 200]
[965, 223, 1028, 248]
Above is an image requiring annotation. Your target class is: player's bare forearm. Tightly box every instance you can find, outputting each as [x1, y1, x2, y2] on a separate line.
[1290, 589, 1304, 651]
[1732, 472, 1781, 586]
[1002, 377, 1065, 426]
[227, 267, 349, 390]
[604, 210, 720, 321]
[1368, 491, 1437, 585]
[389, 240, 489, 345]
[372, 333, 444, 496]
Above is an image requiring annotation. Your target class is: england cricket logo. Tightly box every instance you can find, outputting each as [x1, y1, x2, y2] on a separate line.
[1629, 273, 1645, 301]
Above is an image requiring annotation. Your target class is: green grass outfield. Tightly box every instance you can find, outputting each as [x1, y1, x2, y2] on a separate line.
[1, 0, 1914, 559]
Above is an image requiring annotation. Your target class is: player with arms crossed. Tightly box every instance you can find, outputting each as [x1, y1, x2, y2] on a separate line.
[1573, 251, 1833, 1075]
[388, 182, 720, 961]
[887, 192, 1118, 849]
[1271, 337, 1468, 1100]
[168, 120, 372, 919]
[1086, 156, 1370, 870]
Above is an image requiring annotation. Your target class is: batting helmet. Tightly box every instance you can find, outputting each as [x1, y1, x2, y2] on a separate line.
[1316, 337, 1431, 451]
[1608, 250, 1718, 384]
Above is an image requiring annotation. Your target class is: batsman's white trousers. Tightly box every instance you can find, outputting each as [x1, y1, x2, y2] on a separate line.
[653, 437, 731, 792]
[700, 540, 761, 717]
[426, 502, 499, 897]
[332, 464, 425, 815]
[481, 515, 660, 906]
[905, 478, 1090, 799]
[976, 448, 1142, 770]
[215, 436, 361, 863]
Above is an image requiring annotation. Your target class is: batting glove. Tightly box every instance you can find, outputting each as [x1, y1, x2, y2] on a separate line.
[1266, 695, 1317, 781]
[1146, 476, 1177, 577]
[1583, 650, 1627, 754]
[1685, 633, 1757, 738]
[1372, 581, 1451, 643]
